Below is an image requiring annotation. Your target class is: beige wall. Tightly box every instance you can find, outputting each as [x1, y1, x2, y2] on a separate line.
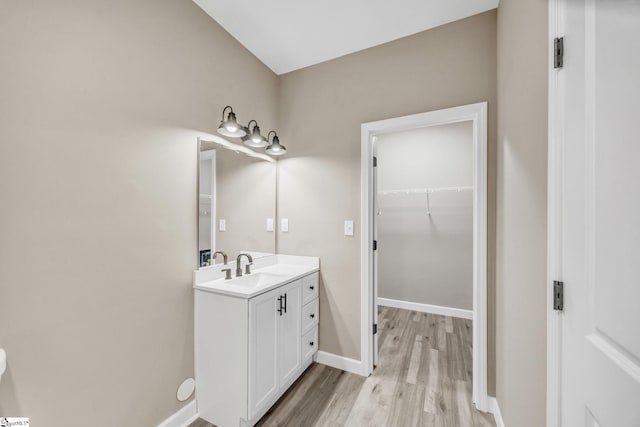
[0, 0, 277, 425]
[0, 1, 549, 422]
[495, 0, 548, 425]
[277, 11, 497, 393]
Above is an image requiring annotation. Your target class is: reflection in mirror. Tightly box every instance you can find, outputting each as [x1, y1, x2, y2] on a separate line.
[198, 137, 276, 268]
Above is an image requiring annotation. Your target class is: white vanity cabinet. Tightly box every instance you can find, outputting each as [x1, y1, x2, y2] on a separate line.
[196, 270, 319, 427]
[248, 280, 301, 419]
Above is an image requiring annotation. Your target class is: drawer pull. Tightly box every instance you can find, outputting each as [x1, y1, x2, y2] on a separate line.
[310, 285, 315, 290]
[310, 313, 315, 318]
[309, 341, 314, 346]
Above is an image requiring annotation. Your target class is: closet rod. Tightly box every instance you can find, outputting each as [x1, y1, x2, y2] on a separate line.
[377, 186, 472, 196]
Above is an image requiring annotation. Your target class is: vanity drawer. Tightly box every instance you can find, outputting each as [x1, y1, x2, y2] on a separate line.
[301, 272, 319, 306]
[301, 298, 319, 334]
[302, 326, 318, 362]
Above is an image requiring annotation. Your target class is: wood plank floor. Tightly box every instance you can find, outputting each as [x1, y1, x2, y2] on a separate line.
[190, 307, 495, 427]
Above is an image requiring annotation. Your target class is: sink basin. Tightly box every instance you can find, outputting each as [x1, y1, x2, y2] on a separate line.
[194, 257, 319, 297]
[228, 272, 287, 288]
[256, 264, 313, 277]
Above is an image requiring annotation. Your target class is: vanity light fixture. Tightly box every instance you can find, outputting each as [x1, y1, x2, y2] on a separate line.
[241, 120, 268, 148]
[216, 106, 287, 156]
[265, 131, 287, 156]
[217, 106, 247, 138]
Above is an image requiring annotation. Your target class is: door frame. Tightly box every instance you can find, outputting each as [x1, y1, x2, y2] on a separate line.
[360, 102, 490, 411]
[547, 0, 563, 425]
[199, 146, 217, 264]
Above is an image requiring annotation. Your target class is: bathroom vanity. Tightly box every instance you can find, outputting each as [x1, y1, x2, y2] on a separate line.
[194, 254, 319, 427]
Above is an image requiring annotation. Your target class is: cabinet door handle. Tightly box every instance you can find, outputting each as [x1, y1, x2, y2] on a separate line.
[309, 341, 314, 346]
[310, 313, 315, 318]
[310, 285, 315, 290]
[277, 296, 283, 316]
[283, 293, 287, 313]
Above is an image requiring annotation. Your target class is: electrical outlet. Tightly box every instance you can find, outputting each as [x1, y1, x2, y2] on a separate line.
[281, 218, 289, 232]
[219, 219, 226, 232]
[266, 218, 274, 232]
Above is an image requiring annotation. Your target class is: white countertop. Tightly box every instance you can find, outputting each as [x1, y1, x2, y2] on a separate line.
[193, 254, 319, 298]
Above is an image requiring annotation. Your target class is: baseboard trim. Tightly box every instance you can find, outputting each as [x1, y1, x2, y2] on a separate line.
[314, 351, 368, 377]
[377, 297, 473, 320]
[157, 400, 198, 427]
[488, 397, 505, 427]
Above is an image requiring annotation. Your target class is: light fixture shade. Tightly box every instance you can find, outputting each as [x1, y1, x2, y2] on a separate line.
[217, 110, 247, 138]
[242, 123, 268, 148]
[266, 135, 287, 156]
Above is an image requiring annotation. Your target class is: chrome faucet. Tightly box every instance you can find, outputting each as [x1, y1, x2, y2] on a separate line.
[212, 251, 228, 265]
[236, 253, 253, 277]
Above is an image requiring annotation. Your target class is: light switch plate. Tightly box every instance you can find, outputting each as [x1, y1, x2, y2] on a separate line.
[219, 219, 226, 232]
[344, 220, 354, 236]
[266, 218, 274, 232]
[281, 218, 289, 232]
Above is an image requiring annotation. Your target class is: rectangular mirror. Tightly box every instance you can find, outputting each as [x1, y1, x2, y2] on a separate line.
[198, 137, 276, 268]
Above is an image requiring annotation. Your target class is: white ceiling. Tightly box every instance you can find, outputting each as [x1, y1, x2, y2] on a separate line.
[193, 0, 499, 75]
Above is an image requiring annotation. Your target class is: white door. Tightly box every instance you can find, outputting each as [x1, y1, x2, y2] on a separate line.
[248, 287, 280, 419]
[278, 280, 302, 388]
[554, 1, 640, 425]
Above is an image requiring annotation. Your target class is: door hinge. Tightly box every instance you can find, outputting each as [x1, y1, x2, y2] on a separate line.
[373, 240, 377, 251]
[373, 324, 378, 335]
[553, 281, 564, 311]
[554, 37, 564, 69]
[373, 156, 377, 167]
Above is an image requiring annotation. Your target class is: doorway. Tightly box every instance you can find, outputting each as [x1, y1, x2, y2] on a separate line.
[375, 121, 474, 320]
[360, 102, 490, 412]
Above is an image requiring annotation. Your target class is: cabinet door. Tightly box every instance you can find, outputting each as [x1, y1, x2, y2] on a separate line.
[248, 287, 280, 419]
[278, 280, 302, 388]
